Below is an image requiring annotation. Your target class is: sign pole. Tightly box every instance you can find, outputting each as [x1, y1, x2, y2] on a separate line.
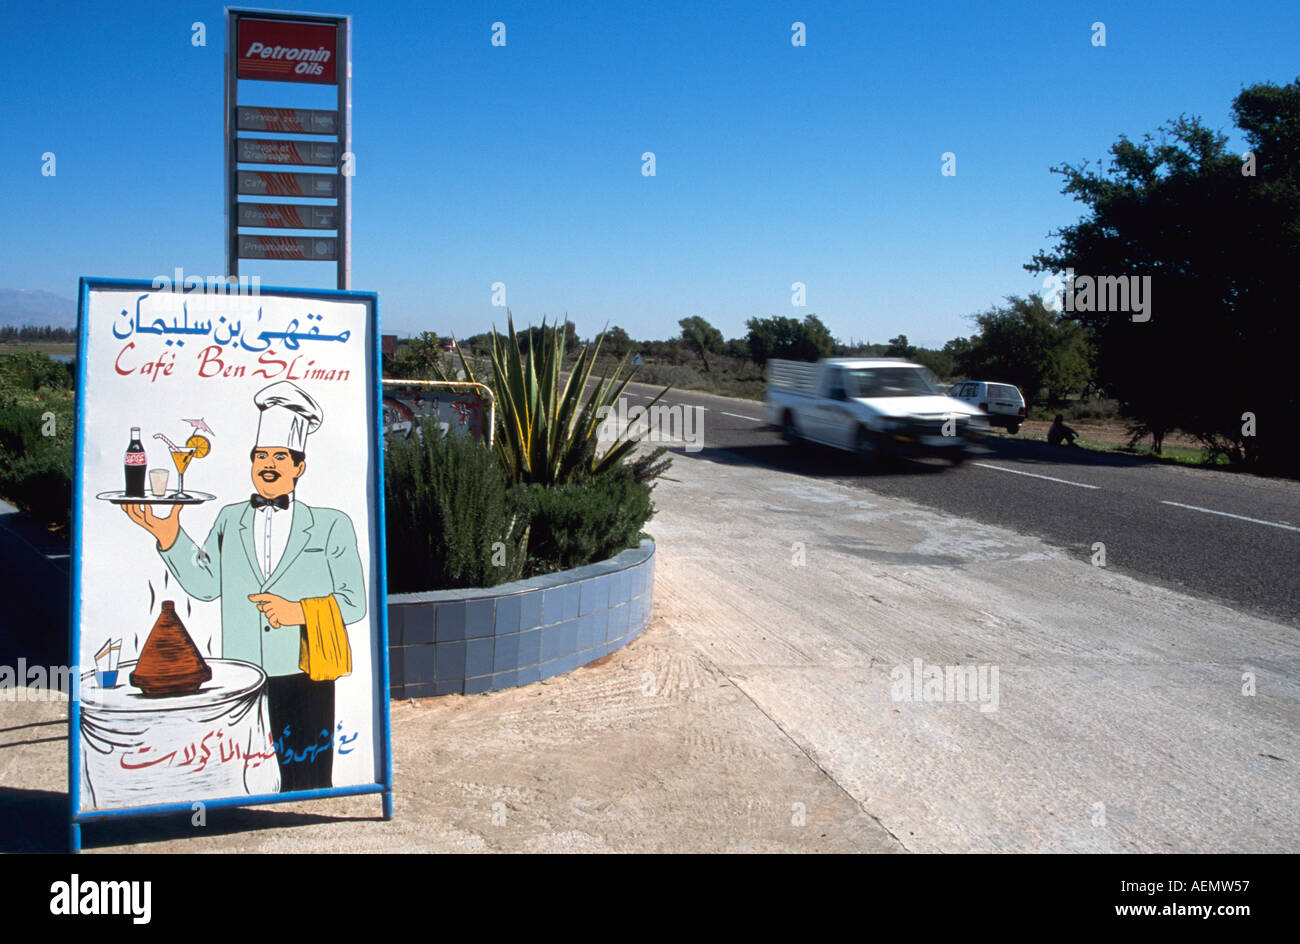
[337, 15, 351, 291]
[225, 9, 239, 280]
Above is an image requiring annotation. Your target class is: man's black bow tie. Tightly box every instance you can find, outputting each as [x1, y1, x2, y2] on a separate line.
[250, 494, 290, 510]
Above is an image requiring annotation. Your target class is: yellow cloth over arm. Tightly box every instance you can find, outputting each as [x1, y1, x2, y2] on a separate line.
[299, 595, 353, 682]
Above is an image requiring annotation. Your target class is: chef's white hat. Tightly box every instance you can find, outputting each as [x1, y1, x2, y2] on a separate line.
[253, 382, 323, 453]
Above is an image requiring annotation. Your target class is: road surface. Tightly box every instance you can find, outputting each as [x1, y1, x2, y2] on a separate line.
[611, 381, 1300, 627]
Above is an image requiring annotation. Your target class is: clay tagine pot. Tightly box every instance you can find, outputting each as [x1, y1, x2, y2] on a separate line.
[129, 600, 212, 696]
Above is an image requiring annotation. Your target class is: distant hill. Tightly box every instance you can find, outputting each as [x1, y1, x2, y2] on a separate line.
[0, 289, 77, 329]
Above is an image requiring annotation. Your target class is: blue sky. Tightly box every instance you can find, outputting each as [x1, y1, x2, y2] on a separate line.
[1, 0, 1295, 346]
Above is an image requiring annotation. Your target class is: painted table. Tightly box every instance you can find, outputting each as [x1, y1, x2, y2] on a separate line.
[79, 658, 280, 810]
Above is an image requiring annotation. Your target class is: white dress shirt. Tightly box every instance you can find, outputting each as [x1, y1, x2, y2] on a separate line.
[252, 493, 294, 581]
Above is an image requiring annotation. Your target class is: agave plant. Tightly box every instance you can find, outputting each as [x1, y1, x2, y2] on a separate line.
[452, 316, 668, 486]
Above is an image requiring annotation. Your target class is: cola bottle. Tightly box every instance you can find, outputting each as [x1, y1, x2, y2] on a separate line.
[124, 427, 146, 497]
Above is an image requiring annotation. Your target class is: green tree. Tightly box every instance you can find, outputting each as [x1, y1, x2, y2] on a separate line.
[723, 337, 751, 361]
[603, 325, 633, 359]
[745, 314, 835, 365]
[678, 316, 724, 373]
[911, 347, 955, 380]
[885, 335, 916, 359]
[1028, 79, 1300, 466]
[964, 295, 1091, 403]
[388, 331, 444, 379]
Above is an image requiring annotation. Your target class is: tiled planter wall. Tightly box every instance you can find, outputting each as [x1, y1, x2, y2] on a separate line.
[387, 539, 655, 698]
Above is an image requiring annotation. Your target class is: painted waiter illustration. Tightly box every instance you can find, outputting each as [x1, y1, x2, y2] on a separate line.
[123, 381, 365, 791]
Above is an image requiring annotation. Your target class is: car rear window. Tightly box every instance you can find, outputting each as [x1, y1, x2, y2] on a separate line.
[988, 384, 1021, 401]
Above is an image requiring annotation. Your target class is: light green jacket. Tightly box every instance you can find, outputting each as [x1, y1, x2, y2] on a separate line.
[158, 500, 367, 677]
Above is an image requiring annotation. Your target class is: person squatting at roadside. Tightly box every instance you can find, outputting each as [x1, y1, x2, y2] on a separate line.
[1047, 414, 1079, 447]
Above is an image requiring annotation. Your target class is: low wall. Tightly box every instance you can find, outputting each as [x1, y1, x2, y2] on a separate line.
[387, 539, 655, 698]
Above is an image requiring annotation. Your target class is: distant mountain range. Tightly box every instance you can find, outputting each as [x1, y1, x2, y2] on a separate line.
[0, 289, 77, 329]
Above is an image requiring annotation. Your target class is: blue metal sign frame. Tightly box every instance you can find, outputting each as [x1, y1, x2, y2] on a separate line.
[68, 277, 393, 852]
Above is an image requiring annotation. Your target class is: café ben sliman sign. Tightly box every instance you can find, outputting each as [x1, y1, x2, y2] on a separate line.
[68, 279, 393, 851]
[225, 9, 352, 289]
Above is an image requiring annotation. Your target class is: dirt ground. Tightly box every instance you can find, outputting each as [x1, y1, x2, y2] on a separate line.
[1011, 417, 1201, 450]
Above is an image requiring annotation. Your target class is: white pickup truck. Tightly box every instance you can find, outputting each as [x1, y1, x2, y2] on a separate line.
[765, 357, 987, 465]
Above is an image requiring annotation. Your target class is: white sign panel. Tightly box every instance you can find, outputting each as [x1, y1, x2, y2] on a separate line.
[71, 279, 391, 830]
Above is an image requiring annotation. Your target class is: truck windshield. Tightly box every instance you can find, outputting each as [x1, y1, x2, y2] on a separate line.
[848, 367, 945, 398]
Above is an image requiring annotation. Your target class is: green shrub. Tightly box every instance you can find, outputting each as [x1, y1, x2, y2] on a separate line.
[517, 466, 654, 575]
[383, 427, 528, 593]
[0, 350, 71, 393]
[0, 445, 71, 527]
[0, 400, 73, 529]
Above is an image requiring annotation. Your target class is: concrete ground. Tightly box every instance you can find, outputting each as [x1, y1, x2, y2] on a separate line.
[2, 448, 1296, 852]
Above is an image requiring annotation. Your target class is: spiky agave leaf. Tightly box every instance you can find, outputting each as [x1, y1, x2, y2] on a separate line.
[454, 316, 671, 486]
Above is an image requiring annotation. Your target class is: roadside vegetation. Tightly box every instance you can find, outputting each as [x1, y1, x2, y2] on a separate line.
[0, 349, 75, 530]
[384, 320, 671, 592]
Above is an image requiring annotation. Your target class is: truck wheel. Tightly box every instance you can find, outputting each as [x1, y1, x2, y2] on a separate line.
[1007, 423, 1021, 435]
[855, 427, 880, 467]
[782, 411, 800, 443]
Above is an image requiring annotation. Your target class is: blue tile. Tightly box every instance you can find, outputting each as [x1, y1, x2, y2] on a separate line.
[466, 637, 494, 678]
[579, 577, 609, 616]
[542, 587, 567, 625]
[517, 629, 541, 667]
[556, 652, 580, 675]
[541, 624, 564, 662]
[610, 570, 630, 606]
[387, 605, 406, 646]
[563, 584, 580, 620]
[405, 603, 435, 645]
[465, 675, 492, 695]
[436, 601, 467, 641]
[519, 591, 543, 629]
[490, 670, 518, 691]
[495, 595, 522, 635]
[406, 681, 437, 698]
[494, 632, 520, 671]
[560, 619, 578, 657]
[435, 641, 466, 681]
[577, 613, 597, 652]
[406, 645, 435, 684]
[466, 599, 496, 638]
[592, 609, 609, 645]
[388, 645, 405, 685]
[610, 603, 629, 638]
[516, 664, 541, 686]
[434, 679, 462, 696]
[538, 660, 563, 682]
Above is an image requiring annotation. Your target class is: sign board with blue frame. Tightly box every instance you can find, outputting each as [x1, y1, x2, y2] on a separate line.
[68, 278, 392, 851]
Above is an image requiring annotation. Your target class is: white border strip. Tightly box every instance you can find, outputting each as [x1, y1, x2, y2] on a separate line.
[1160, 500, 1300, 533]
[972, 463, 1100, 489]
[721, 411, 763, 422]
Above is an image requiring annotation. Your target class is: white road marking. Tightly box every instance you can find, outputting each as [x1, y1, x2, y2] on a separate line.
[1160, 501, 1300, 533]
[973, 463, 1100, 489]
[721, 412, 763, 422]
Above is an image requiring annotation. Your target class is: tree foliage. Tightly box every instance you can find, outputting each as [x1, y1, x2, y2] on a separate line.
[1028, 79, 1300, 468]
[745, 314, 835, 365]
[678, 316, 724, 373]
[963, 295, 1091, 402]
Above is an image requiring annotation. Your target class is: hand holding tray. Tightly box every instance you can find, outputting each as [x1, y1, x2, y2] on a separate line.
[96, 490, 217, 506]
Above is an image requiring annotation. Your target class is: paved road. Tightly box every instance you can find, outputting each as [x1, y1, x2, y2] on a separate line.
[610, 381, 1300, 627]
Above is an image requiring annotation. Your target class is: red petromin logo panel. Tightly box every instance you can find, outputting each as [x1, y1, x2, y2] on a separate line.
[236, 18, 338, 84]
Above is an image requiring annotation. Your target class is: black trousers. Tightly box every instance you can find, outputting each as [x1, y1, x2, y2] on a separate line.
[267, 674, 335, 792]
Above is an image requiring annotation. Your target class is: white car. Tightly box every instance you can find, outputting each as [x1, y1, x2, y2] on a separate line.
[766, 358, 987, 465]
[949, 381, 1026, 434]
